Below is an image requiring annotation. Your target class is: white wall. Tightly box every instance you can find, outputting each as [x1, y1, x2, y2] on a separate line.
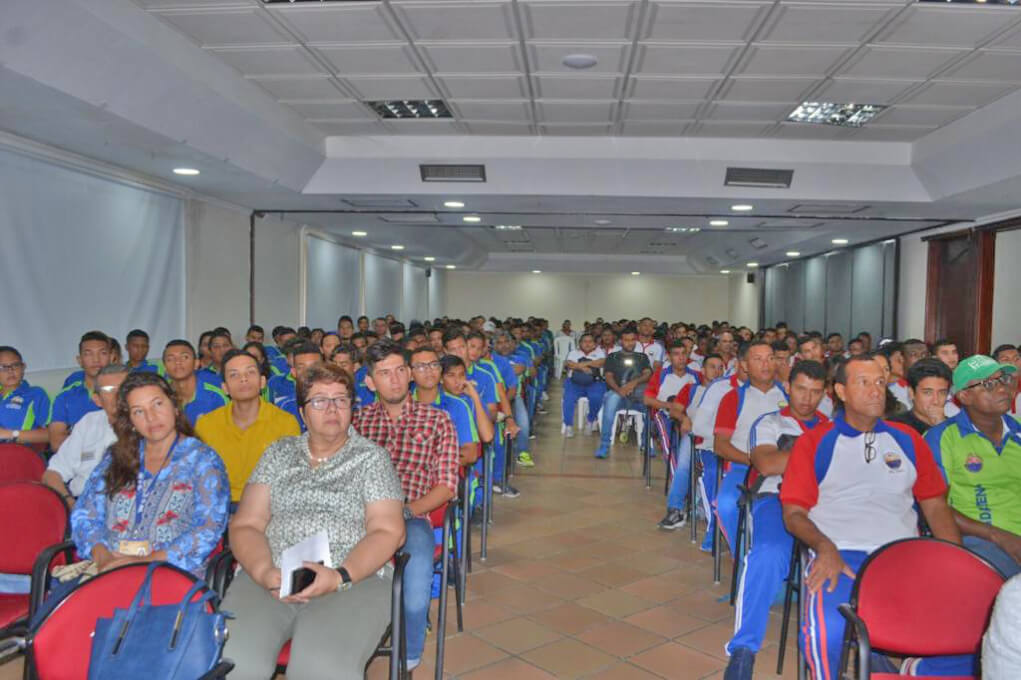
[428, 268, 446, 319]
[728, 272, 761, 329]
[992, 229, 1021, 346]
[443, 271, 730, 326]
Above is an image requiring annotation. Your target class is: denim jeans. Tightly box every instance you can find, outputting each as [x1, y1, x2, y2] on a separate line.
[598, 390, 645, 449]
[402, 517, 436, 663]
[666, 432, 694, 511]
[562, 380, 606, 427]
[513, 394, 530, 449]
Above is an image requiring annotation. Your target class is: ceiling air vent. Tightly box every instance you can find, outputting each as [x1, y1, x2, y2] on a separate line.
[342, 198, 417, 208]
[725, 167, 794, 189]
[378, 213, 439, 224]
[789, 203, 868, 215]
[420, 164, 487, 183]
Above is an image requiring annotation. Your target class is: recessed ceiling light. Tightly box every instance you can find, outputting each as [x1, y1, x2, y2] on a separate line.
[747, 262, 759, 268]
[631, 271, 641, 276]
[689, 227, 701, 233]
[391, 245, 405, 251]
[463, 215, 482, 223]
[445, 264, 456, 270]
[424, 256, 435, 262]
[532, 270, 542, 274]
[787, 102, 886, 128]
[594, 219, 612, 225]
[786, 251, 801, 257]
[443, 201, 465, 208]
[493, 224, 522, 231]
[832, 238, 849, 245]
[710, 219, 729, 227]
[666, 227, 688, 233]
[731, 204, 754, 212]
[173, 168, 199, 176]
[352, 231, 367, 237]
[720, 269, 731, 274]
[368, 100, 452, 119]
[562, 53, 599, 70]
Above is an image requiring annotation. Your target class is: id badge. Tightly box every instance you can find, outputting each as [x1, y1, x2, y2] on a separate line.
[118, 540, 151, 556]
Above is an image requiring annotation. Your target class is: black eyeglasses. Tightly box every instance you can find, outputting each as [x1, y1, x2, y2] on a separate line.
[961, 373, 1016, 393]
[864, 430, 877, 464]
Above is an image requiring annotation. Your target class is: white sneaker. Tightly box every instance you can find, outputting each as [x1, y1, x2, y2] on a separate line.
[542, 391, 550, 402]
[584, 421, 596, 435]
[564, 426, 575, 438]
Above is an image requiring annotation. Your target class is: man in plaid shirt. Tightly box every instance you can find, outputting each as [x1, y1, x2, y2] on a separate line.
[353, 339, 459, 671]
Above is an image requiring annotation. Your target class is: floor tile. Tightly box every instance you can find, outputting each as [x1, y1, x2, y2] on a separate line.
[521, 638, 619, 678]
[629, 642, 727, 679]
[576, 589, 657, 619]
[474, 617, 564, 654]
[527, 601, 613, 635]
[575, 620, 667, 658]
[625, 605, 713, 639]
[460, 657, 559, 680]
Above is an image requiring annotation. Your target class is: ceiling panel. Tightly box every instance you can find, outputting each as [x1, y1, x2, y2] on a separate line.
[758, 4, 895, 45]
[875, 6, 1014, 48]
[773, 123, 852, 140]
[621, 121, 690, 136]
[315, 44, 422, 76]
[450, 100, 532, 121]
[811, 78, 920, 105]
[209, 46, 326, 77]
[539, 123, 615, 135]
[308, 120, 389, 136]
[689, 121, 772, 138]
[704, 101, 797, 122]
[280, 99, 374, 120]
[634, 44, 742, 76]
[838, 46, 968, 80]
[419, 43, 523, 74]
[942, 51, 1021, 82]
[437, 75, 529, 98]
[269, 4, 401, 43]
[644, 2, 770, 42]
[537, 101, 617, 123]
[385, 120, 464, 134]
[847, 124, 938, 142]
[154, 9, 290, 47]
[533, 75, 621, 99]
[628, 76, 718, 99]
[718, 77, 816, 102]
[738, 45, 852, 77]
[463, 122, 533, 134]
[528, 42, 631, 74]
[249, 76, 347, 100]
[899, 80, 1019, 107]
[521, 1, 639, 41]
[874, 105, 974, 127]
[391, 1, 517, 41]
[621, 100, 701, 120]
[343, 76, 439, 101]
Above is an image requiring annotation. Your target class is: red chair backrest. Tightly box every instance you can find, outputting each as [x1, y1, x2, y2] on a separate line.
[0, 443, 46, 483]
[0, 482, 69, 574]
[854, 538, 1005, 657]
[29, 563, 213, 680]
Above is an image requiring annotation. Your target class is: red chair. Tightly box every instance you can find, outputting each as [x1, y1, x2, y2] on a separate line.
[838, 537, 1006, 679]
[0, 483, 70, 641]
[24, 561, 231, 680]
[0, 444, 46, 483]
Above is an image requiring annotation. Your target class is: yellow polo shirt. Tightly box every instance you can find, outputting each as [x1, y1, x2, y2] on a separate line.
[195, 401, 301, 501]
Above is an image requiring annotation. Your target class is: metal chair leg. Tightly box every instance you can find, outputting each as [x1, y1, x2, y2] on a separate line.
[643, 411, 653, 490]
[481, 442, 491, 559]
[435, 510, 451, 680]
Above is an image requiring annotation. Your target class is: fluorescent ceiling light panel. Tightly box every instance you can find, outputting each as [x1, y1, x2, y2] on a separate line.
[368, 100, 451, 119]
[788, 102, 886, 128]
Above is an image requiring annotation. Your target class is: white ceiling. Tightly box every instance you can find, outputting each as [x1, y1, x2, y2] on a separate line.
[140, 0, 1021, 141]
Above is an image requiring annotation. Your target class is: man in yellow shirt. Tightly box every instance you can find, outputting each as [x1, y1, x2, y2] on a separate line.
[196, 349, 300, 503]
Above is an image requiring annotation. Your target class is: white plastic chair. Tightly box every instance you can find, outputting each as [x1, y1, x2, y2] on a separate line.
[553, 336, 575, 378]
[561, 396, 589, 434]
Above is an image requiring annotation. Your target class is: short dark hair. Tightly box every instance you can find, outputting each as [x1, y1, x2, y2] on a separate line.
[296, 362, 355, 408]
[442, 328, 465, 346]
[330, 343, 359, 362]
[286, 341, 323, 360]
[857, 331, 872, 339]
[440, 354, 465, 374]
[620, 326, 638, 337]
[364, 339, 407, 374]
[409, 346, 438, 363]
[357, 316, 369, 323]
[198, 330, 214, 347]
[906, 358, 953, 390]
[276, 327, 297, 339]
[209, 328, 232, 344]
[790, 359, 826, 384]
[771, 340, 790, 353]
[826, 332, 842, 341]
[703, 353, 724, 365]
[993, 344, 1018, 362]
[0, 346, 23, 362]
[409, 327, 427, 341]
[738, 340, 771, 360]
[466, 330, 487, 343]
[932, 338, 956, 352]
[221, 348, 259, 373]
[879, 341, 903, 359]
[834, 355, 879, 385]
[79, 330, 110, 353]
[389, 322, 406, 336]
[337, 315, 353, 326]
[163, 339, 196, 356]
[126, 329, 149, 342]
[246, 324, 264, 335]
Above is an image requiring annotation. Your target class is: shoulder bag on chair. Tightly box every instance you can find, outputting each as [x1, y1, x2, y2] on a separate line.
[570, 357, 600, 387]
[88, 563, 230, 680]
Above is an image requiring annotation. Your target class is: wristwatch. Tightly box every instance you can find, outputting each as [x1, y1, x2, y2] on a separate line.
[10, 430, 20, 443]
[336, 566, 353, 592]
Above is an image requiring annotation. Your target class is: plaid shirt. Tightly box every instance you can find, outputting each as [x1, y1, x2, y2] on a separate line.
[353, 398, 460, 504]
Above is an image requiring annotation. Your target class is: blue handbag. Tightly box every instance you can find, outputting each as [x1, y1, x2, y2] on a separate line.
[88, 563, 230, 680]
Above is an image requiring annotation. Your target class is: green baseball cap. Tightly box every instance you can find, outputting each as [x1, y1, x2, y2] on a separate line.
[952, 354, 1018, 392]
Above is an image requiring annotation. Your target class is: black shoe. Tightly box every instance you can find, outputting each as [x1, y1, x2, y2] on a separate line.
[657, 509, 687, 530]
[501, 485, 521, 498]
[724, 647, 755, 680]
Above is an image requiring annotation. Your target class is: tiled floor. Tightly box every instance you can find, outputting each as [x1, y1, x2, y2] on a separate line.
[0, 380, 800, 680]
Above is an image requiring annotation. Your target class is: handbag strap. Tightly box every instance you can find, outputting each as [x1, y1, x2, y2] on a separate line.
[125, 563, 162, 618]
[176, 580, 216, 615]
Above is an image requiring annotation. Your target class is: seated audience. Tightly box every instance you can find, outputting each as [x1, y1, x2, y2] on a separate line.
[926, 355, 1021, 579]
[244, 324, 265, 345]
[409, 348, 486, 466]
[353, 340, 459, 672]
[933, 338, 960, 370]
[562, 333, 607, 437]
[43, 364, 127, 503]
[780, 355, 962, 679]
[337, 314, 355, 341]
[71, 372, 229, 576]
[888, 358, 952, 434]
[196, 327, 234, 388]
[268, 341, 324, 430]
[992, 344, 1021, 418]
[50, 331, 112, 450]
[163, 339, 228, 426]
[125, 329, 163, 374]
[196, 349, 300, 504]
[223, 364, 405, 680]
[881, 342, 911, 411]
[596, 327, 652, 459]
[0, 345, 51, 446]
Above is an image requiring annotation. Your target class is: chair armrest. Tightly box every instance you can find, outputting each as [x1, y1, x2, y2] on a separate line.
[206, 548, 235, 598]
[197, 660, 234, 679]
[837, 603, 871, 679]
[29, 540, 75, 618]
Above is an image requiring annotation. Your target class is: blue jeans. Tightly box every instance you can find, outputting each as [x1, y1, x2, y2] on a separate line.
[717, 464, 748, 552]
[562, 379, 606, 427]
[666, 432, 694, 511]
[598, 390, 645, 449]
[402, 517, 435, 663]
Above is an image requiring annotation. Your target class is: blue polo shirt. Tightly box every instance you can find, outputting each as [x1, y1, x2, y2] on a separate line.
[49, 380, 100, 429]
[196, 366, 224, 390]
[489, 353, 519, 391]
[62, 370, 84, 389]
[414, 387, 479, 448]
[477, 358, 505, 389]
[354, 366, 376, 408]
[265, 346, 289, 375]
[267, 373, 306, 431]
[130, 359, 164, 375]
[1, 381, 51, 433]
[182, 381, 229, 427]
[466, 363, 498, 411]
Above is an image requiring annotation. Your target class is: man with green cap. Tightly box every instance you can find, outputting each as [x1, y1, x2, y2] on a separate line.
[924, 354, 1021, 579]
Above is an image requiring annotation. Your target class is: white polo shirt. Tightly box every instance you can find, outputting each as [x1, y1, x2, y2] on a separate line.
[714, 381, 789, 454]
[818, 394, 835, 418]
[889, 379, 912, 410]
[636, 339, 665, 367]
[780, 417, 947, 552]
[46, 409, 116, 497]
[564, 347, 606, 379]
[749, 407, 828, 494]
[692, 375, 742, 452]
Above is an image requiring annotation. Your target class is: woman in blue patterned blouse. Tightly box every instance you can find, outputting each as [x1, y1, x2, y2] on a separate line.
[71, 371, 230, 576]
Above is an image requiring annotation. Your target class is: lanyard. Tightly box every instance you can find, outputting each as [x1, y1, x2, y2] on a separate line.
[134, 435, 178, 530]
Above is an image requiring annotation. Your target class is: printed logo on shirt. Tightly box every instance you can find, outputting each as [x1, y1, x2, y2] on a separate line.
[776, 400, 788, 409]
[964, 454, 984, 473]
[9, 396, 23, 406]
[883, 452, 903, 471]
[81, 450, 96, 462]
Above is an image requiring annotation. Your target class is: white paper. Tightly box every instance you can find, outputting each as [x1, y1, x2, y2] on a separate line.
[278, 530, 332, 598]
